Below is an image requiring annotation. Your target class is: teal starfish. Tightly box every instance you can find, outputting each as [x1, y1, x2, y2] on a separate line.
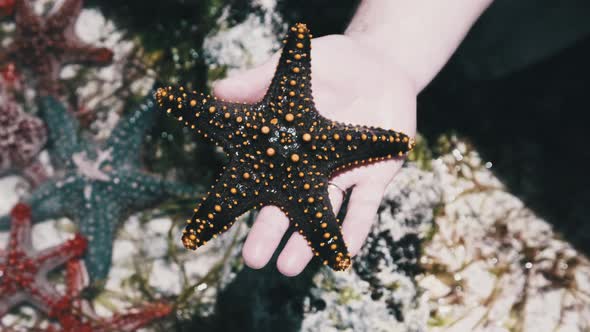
[0, 95, 199, 282]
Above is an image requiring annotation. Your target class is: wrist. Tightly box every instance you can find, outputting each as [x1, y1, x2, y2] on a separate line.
[344, 0, 397, 57]
[342, 32, 419, 95]
[344, 0, 494, 92]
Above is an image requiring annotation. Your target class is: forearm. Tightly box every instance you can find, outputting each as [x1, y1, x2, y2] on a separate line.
[346, 0, 494, 92]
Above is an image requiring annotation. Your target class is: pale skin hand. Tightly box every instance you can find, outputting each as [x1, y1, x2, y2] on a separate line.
[214, 0, 493, 276]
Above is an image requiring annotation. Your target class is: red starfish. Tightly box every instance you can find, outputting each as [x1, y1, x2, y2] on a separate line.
[0, 0, 15, 17]
[0, 0, 113, 96]
[0, 203, 87, 317]
[0, 204, 170, 331]
[46, 261, 172, 332]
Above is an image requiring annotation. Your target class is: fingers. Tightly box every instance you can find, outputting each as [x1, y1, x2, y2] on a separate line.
[276, 183, 346, 277]
[341, 184, 385, 256]
[275, 183, 383, 277]
[275, 233, 313, 277]
[327, 183, 346, 214]
[212, 53, 280, 103]
[242, 206, 289, 269]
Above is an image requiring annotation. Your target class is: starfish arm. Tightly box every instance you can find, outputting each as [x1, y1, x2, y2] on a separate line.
[62, 40, 114, 66]
[323, 122, 415, 173]
[35, 234, 86, 279]
[0, 196, 56, 232]
[65, 260, 85, 298]
[0, 204, 64, 315]
[26, 179, 72, 223]
[14, 0, 41, 31]
[23, 281, 63, 316]
[22, 236, 86, 315]
[39, 96, 80, 168]
[0, 207, 34, 315]
[96, 303, 171, 332]
[8, 204, 33, 251]
[263, 23, 314, 110]
[155, 87, 256, 150]
[34, 57, 63, 97]
[106, 98, 156, 168]
[78, 206, 119, 281]
[0, 215, 10, 231]
[0, 293, 27, 317]
[181, 170, 259, 250]
[45, 0, 82, 31]
[277, 185, 351, 270]
[115, 171, 200, 210]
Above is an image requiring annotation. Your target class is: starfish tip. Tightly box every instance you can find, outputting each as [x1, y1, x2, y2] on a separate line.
[294, 22, 308, 32]
[149, 302, 173, 318]
[91, 47, 114, 64]
[70, 234, 88, 254]
[11, 203, 31, 220]
[181, 231, 200, 250]
[334, 257, 352, 271]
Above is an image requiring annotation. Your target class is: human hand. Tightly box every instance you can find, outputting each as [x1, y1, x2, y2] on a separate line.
[213, 34, 416, 276]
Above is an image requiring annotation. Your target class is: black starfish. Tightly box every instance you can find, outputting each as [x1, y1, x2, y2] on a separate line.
[155, 23, 415, 271]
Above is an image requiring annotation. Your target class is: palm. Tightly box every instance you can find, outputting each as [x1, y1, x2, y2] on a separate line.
[213, 34, 416, 276]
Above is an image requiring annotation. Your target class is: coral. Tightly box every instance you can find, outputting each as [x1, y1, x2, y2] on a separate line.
[0, 94, 48, 186]
[301, 166, 439, 332]
[419, 136, 590, 331]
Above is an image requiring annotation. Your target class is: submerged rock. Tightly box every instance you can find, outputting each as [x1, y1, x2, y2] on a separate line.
[300, 136, 590, 332]
[301, 165, 441, 332]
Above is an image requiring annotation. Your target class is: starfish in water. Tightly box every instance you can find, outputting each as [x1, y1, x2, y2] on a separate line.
[0, 0, 113, 96]
[0, 95, 200, 282]
[156, 23, 415, 271]
[0, 203, 87, 317]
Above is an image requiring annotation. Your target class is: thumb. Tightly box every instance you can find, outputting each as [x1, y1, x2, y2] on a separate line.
[212, 52, 279, 103]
